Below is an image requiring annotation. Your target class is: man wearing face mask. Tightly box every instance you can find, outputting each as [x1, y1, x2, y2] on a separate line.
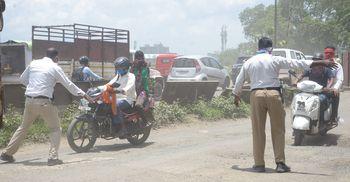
[108, 57, 136, 136]
[233, 37, 337, 173]
[0, 48, 93, 166]
[296, 53, 335, 128]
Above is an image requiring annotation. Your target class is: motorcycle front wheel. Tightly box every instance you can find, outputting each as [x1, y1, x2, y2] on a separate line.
[67, 117, 97, 153]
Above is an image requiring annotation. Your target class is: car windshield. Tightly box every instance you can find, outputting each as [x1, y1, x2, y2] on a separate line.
[272, 50, 286, 58]
[173, 58, 196, 67]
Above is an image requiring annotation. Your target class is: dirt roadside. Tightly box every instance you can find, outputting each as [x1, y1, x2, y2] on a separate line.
[0, 92, 349, 182]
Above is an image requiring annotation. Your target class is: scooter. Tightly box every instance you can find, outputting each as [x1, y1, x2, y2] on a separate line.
[289, 71, 338, 146]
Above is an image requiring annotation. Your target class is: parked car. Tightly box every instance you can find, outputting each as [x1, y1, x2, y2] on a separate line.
[231, 56, 251, 85]
[167, 55, 230, 89]
[272, 48, 306, 61]
[272, 48, 307, 84]
[305, 55, 313, 60]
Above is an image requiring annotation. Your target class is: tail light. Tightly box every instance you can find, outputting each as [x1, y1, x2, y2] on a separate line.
[194, 60, 201, 73]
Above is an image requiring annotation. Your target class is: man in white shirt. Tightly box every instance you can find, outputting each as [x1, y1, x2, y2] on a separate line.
[0, 48, 92, 166]
[108, 57, 136, 136]
[233, 37, 336, 173]
[324, 46, 343, 123]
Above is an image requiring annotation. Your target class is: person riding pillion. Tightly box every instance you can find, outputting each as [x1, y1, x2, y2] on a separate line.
[130, 50, 150, 96]
[72, 56, 103, 81]
[324, 46, 343, 123]
[108, 57, 136, 136]
[296, 53, 335, 128]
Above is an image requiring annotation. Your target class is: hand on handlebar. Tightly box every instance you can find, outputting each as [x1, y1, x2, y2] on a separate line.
[332, 89, 340, 97]
[84, 94, 95, 103]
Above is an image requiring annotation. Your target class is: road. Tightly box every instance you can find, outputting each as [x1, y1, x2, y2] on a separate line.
[0, 92, 350, 182]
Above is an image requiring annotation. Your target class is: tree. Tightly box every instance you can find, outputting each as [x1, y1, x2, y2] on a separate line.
[238, 0, 350, 54]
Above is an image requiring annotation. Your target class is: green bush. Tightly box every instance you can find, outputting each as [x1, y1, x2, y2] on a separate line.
[0, 97, 249, 147]
[153, 101, 186, 128]
[189, 96, 250, 120]
[60, 101, 80, 133]
[0, 103, 80, 148]
[0, 106, 23, 147]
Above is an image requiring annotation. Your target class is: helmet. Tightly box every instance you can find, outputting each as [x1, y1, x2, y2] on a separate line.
[312, 53, 324, 61]
[79, 56, 90, 65]
[114, 57, 130, 69]
[134, 50, 144, 60]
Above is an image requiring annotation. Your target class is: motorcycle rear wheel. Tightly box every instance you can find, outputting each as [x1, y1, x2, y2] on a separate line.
[67, 118, 97, 153]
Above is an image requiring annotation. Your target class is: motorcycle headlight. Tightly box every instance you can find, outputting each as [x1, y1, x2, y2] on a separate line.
[78, 99, 91, 111]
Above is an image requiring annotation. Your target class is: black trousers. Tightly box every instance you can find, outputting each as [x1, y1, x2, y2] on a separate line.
[331, 95, 340, 120]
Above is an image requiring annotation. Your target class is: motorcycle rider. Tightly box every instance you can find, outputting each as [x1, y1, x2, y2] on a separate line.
[108, 57, 136, 135]
[296, 53, 335, 128]
[324, 46, 343, 123]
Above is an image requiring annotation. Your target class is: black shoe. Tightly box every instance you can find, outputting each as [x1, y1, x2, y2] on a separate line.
[0, 153, 15, 163]
[252, 165, 265, 172]
[47, 159, 63, 166]
[276, 162, 291, 173]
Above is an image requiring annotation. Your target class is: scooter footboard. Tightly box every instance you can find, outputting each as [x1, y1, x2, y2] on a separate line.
[292, 116, 310, 130]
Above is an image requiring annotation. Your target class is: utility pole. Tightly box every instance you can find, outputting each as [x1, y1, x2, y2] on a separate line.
[274, 0, 277, 47]
[220, 25, 227, 52]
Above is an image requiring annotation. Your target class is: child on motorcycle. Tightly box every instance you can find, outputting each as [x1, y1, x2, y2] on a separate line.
[108, 57, 136, 136]
[296, 53, 335, 128]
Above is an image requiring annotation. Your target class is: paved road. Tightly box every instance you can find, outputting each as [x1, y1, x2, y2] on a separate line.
[0, 92, 350, 182]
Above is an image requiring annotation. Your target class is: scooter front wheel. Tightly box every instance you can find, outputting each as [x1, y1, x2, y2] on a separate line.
[294, 129, 304, 146]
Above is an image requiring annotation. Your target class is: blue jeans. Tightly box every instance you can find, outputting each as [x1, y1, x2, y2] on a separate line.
[112, 99, 131, 125]
[319, 94, 329, 125]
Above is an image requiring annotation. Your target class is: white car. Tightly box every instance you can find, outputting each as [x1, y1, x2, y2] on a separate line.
[272, 48, 307, 61]
[272, 48, 307, 83]
[167, 55, 230, 89]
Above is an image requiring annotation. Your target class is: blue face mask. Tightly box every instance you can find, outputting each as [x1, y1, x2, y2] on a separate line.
[116, 69, 127, 75]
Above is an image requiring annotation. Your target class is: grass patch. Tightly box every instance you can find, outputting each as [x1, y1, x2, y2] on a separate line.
[0, 102, 80, 148]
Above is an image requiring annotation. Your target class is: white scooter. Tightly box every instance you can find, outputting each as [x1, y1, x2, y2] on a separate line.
[290, 79, 338, 146]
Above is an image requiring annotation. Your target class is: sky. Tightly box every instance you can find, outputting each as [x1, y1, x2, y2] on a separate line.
[1, 0, 274, 55]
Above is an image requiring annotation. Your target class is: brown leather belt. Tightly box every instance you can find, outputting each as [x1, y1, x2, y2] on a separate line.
[251, 87, 280, 91]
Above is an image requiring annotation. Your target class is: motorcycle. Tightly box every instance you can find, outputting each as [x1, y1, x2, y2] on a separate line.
[67, 82, 153, 153]
[289, 70, 338, 146]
